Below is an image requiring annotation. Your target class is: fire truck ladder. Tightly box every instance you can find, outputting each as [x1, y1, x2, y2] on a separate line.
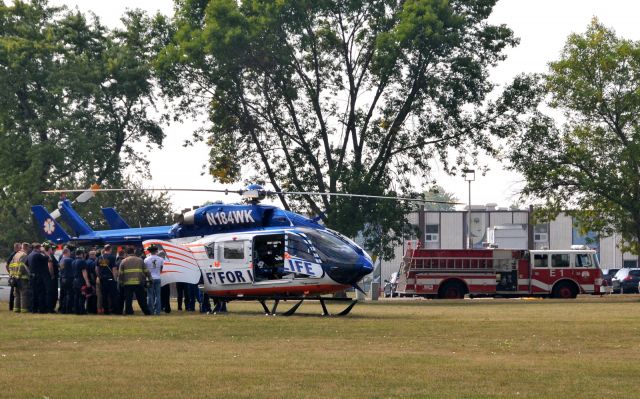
[395, 260, 411, 292]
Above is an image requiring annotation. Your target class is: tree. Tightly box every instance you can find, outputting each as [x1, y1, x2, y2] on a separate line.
[423, 185, 458, 211]
[158, 0, 520, 259]
[0, 1, 168, 256]
[505, 19, 640, 254]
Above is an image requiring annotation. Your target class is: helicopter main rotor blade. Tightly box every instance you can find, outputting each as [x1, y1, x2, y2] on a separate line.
[42, 187, 460, 205]
[265, 190, 461, 205]
[47, 183, 102, 220]
[42, 188, 241, 194]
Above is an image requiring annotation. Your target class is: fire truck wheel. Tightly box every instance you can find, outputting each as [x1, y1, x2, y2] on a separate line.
[552, 281, 578, 299]
[438, 281, 466, 299]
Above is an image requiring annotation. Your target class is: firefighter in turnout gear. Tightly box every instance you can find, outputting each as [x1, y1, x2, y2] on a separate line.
[8, 242, 32, 313]
[117, 247, 152, 315]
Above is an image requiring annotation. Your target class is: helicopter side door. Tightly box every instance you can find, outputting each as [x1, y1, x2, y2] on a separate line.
[210, 239, 254, 286]
[252, 234, 286, 282]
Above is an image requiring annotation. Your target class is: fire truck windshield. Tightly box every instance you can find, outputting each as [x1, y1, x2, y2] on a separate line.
[576, 252, 598, 268]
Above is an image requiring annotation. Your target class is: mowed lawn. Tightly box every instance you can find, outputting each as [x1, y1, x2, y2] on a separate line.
[0, 296, 639, 398]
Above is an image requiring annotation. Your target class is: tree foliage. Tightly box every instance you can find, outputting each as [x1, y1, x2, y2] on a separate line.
[158, 0, 520, 259]
[58, 177, 175, 234]
[506, 19, 640, 254]
[0, 0, 169, 256]
[423, 185, 458, 211]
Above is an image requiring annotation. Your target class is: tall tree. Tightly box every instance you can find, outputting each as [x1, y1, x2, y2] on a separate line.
[0, 0, 168, 255]
[506, 19, 640, 254]
[158, 0, 520, 258]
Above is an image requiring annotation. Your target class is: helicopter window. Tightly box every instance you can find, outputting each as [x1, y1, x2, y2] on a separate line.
[287, 234, 316, 262]
[223, 241, 245, 260]
[299, 228, 359, 264]
[253, 234, 285, 281]
[205, 243, 215, 259]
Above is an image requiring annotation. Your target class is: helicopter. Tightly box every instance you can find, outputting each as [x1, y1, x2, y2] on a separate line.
[33, 184, 454, 316]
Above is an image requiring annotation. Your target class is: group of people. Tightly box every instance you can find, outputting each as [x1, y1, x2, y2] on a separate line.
[6, 241, 221, 315]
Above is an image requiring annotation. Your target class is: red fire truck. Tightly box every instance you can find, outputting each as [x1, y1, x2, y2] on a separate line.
[395, 246, 603, 299]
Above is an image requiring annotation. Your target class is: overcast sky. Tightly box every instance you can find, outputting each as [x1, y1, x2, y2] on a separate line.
[48, 0, 640, 210]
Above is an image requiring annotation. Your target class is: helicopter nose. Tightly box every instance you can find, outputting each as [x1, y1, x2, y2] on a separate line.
[325, 254, 374, 285]
[353, 255, 374, 284]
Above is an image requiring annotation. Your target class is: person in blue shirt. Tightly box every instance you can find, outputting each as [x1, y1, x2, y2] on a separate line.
[58, 247, 74, 314]
[26, 242, 50, 314]
[96, 244, 118, 315]
[43, 242, 59, 313]
[71, 248, 91, 315]
[85, 250, 98, 314]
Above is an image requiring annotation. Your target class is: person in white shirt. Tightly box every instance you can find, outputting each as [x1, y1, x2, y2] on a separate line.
[144, 245, 164, 315]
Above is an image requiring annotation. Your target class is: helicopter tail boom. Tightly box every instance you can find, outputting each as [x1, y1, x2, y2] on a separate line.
[57, 199, 94, 236]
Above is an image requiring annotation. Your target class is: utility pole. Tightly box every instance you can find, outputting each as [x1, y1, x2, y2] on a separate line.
[463, 169, 475, 249]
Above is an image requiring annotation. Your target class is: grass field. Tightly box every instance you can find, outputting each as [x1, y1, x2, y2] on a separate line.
[1, 296, 639, 398]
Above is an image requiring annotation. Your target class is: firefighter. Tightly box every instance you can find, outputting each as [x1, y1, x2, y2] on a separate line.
[7, 242, 20, 311]
[27, 242, 50, 313]
[58, 247, 74, 314]
[71, 248, 90, 315]
[85, 250, 98, 314]
[117, 246, 152, 315]
[8, 242, 31, 313]
[113, 248, 126, 315]
[96, 244, 118, 315]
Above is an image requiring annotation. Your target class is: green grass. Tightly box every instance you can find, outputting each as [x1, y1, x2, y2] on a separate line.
[0, 296, 639, 398]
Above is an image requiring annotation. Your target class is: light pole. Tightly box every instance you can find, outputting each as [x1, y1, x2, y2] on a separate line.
[463, 169, 475, 249]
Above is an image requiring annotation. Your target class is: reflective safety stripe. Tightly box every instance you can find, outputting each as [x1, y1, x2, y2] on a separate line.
[8, 262, 21, 277]
[9, 262, 29, 280]
[123, 268, 143, 273]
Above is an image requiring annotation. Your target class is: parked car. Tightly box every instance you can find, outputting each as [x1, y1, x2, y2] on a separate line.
[611, 268, 640, 293]
[0, 274, 9, 302]
[383, 272, 399, 298]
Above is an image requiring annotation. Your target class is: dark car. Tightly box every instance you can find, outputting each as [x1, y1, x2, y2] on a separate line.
[601, 268, 620, 288]
[611, 268, 640, 294]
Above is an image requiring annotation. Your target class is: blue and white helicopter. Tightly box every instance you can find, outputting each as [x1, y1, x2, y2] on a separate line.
[33, 184, 449, 315]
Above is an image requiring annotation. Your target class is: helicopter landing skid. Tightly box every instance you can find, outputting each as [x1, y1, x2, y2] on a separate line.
[258, 297, 358, 317]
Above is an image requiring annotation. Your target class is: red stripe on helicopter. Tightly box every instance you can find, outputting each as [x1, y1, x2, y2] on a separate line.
[145, 241, 197, 257]
[162, 249, 198, 265]
[206, 284, 350, 297]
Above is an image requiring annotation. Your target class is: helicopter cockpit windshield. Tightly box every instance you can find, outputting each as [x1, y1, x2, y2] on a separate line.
[297, 228, 360, 264]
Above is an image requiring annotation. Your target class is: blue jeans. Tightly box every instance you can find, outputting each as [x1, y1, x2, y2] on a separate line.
[147, 279, 162, 315]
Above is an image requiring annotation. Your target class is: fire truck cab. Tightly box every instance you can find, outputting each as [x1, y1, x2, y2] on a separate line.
[396, 246, 602, 299]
